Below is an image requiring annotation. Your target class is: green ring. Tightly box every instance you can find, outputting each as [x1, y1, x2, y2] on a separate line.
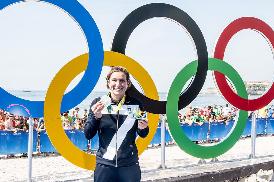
[166, 58, 248, 159]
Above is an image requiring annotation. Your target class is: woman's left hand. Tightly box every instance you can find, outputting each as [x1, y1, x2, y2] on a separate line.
[138, 120, 148, 129]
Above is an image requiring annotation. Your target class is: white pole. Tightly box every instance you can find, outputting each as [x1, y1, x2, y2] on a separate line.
[249, 112, 257, 159]
[160, 117, 166, 169]
[27, 117, 34, 182]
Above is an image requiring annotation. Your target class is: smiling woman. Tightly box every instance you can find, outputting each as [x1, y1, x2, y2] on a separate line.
[84, 66, 149, 182]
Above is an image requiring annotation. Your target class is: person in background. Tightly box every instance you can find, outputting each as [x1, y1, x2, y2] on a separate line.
[0, 114, 5, 130]
[4, 114, 15, 131]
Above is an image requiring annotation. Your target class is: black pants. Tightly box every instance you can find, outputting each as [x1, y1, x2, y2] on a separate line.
[94, 163, 141, 182]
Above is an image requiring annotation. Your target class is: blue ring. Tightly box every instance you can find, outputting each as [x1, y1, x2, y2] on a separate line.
[0, 0, 104, 117]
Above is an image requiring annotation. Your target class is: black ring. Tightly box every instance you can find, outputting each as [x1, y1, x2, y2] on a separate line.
[111, 3, 208, 114]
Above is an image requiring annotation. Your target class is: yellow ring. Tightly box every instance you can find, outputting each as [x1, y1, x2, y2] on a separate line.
[44, 51, 159, 170]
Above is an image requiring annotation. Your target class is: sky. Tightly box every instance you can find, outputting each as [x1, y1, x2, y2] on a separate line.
[0, 0, 273, 97]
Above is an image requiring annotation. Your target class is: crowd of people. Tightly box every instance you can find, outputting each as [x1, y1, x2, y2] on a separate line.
[172, 104, 274, 126]
[0, 107, 88, 132]
[176, 104, 238, 126]
[60, 107, 88, 130]
[0, 105, 274, 131]
[0, 108, 34, 132]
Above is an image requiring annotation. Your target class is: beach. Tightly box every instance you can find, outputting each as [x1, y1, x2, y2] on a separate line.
[0, 135, 274, 181]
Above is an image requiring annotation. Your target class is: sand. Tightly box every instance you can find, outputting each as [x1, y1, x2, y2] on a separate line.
[0, 135, 274, 181]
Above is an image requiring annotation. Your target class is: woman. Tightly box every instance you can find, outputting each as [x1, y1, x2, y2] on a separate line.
[84, 66, 149, 182]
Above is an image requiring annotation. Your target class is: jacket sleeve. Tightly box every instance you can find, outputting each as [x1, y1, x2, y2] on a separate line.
[84, 98, 101, 140]
[137, 126, 149, 138]
[136, 99, 149, 138]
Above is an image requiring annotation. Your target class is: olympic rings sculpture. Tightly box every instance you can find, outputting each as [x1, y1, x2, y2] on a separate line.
[1, 1, 273, 170]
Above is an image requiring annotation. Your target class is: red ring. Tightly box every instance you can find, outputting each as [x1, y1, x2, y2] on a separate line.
[214, 17, 274, 111]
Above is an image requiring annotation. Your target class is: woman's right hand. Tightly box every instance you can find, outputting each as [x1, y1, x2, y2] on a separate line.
[91, 101, 105, 119]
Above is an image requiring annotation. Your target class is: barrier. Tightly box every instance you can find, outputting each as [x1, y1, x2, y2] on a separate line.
[65, 130, 88, 151]
[266, 119, 274, 134]
[165, 128, 173, 143]
[150, 127, 161, 145]
[181, 123, 208, 141]
[90, 134, 99, 150]
[209, 120, 234, 140]
[242, 119, 252, 137]
[1, 118, 274, 155]
[0, 130, 37, 155]
[40, 130, 88, 153]
[40, 130, 56, 153]
[256, 118, 267, 135]
[242, 118, 268, 137]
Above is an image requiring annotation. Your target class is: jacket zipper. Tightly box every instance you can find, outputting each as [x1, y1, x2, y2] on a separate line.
[115, 111, 119, 167]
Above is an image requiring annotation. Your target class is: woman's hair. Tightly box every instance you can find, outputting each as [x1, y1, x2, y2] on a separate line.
[106, 66, 131, 88]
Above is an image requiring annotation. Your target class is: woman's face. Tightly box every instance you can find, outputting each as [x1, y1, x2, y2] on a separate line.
[108, 71, 129, 100]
